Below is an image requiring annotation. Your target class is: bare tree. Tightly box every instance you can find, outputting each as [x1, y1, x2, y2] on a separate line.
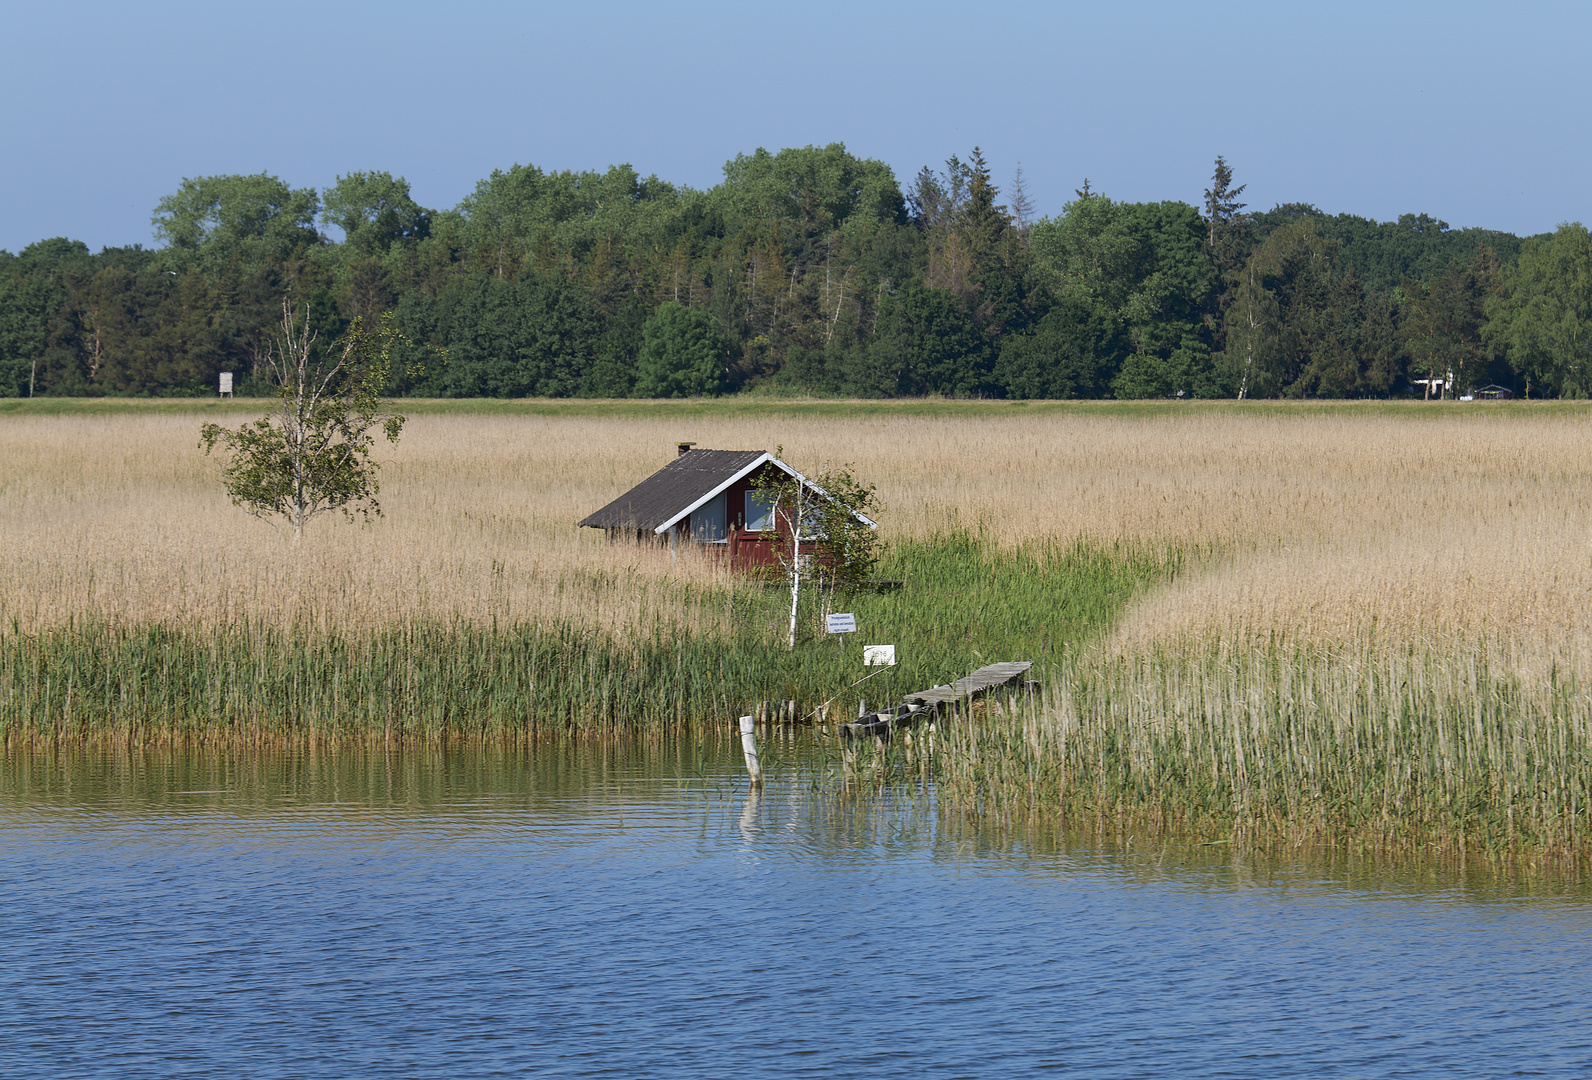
[1008, 163, 1036, 240]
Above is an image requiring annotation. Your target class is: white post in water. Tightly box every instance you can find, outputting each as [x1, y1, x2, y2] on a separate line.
[738, 715, 763, 787]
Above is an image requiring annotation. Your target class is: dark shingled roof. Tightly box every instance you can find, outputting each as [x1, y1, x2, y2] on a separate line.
[578, 449, 769, 533]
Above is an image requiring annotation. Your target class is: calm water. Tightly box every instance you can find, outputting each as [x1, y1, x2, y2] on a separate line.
[3, 737, 1591, 1078]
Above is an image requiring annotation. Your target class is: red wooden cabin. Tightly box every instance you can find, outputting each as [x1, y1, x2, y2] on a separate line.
[578, 443, 876, 573]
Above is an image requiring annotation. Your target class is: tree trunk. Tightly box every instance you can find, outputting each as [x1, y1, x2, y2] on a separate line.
[787, 489, 802, 649]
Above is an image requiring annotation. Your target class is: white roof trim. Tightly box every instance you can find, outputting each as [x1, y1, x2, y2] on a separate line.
[653, 452, 775, 534]
[653, 454, 878, 535]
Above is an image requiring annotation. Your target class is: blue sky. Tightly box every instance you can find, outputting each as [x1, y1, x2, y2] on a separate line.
[3, 0, 1585, 253]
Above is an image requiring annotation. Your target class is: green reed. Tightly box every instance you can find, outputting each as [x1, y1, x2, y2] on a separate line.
[931, 637, 1592, 859]
[0, 535, 1173, 740]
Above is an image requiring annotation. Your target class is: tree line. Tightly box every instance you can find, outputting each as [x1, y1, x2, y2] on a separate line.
[2, 145, 1588, 400]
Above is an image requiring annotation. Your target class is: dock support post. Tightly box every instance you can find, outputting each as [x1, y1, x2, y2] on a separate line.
[738, 715, 763, 787]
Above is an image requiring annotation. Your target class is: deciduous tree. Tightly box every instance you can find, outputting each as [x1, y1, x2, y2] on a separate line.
[199, 298, 421, 541]
[321, 172, 430, 255]
[1402, 247, 1502, 397]
[153, 174, 322, 276]
[751, 453, 880, 647]
[1486, 224, 1592, 397]
[634, 301, 727, 397]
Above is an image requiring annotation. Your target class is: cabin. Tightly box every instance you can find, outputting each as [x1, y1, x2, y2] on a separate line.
[578, 443, 876, 572]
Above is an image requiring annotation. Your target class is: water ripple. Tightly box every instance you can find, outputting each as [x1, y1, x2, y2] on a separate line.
[1, 744, 1590, 1077]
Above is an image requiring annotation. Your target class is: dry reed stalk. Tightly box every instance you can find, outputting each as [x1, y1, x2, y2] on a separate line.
[1098, 406, 1592, 648]
[5, 403, 1590, 651]
[0, 412, 738, 638]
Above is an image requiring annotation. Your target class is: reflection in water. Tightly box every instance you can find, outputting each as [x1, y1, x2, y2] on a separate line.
[3, 737, 1591, 1078]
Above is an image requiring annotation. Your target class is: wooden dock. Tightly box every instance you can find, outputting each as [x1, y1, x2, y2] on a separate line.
[838, 661, 1033, 741]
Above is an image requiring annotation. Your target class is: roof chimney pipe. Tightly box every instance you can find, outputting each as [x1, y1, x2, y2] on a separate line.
[677, 442, 696, 457]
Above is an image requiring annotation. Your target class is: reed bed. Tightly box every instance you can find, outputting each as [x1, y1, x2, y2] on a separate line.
[931, 634, 1592, 860]
[6, 401, 1592, 770]
[0, 404, 1180, 736]
[7, 402, 1587, 639]
[0, 410, 735, 638]
[0, 536, 1168, 738]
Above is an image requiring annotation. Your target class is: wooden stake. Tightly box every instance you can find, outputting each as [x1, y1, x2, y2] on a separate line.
[738, 715, 763, 787]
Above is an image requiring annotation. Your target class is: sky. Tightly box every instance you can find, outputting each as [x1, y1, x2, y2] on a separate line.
[3, 0, 1587, 253]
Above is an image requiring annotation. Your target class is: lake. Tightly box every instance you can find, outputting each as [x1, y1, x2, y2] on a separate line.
[3, 735, 1590, 1078]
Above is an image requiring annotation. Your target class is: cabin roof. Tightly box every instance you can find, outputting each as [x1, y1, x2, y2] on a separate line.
[577, 448, 876, 534]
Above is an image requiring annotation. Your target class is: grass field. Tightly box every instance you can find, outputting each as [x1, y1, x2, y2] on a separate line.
[6, 397, 1592, 856]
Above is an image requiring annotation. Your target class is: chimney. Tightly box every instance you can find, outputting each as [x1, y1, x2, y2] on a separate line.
[677, 442, 697, 457]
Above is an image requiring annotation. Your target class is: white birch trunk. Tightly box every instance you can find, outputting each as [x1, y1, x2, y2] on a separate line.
[786, 486, 802, 649]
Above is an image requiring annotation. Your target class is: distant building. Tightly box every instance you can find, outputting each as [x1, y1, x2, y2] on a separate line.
[1411, 374, 1450, 399]
[578, 443, 875, 571]
[1474, 384, 1515, 400]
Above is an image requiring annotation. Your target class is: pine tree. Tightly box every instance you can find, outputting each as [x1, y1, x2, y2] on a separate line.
[1204, 156, 1253, 370]
[1203, 156, 1249, 275]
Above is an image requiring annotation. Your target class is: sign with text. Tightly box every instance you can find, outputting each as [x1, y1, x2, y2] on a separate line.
[863, 645, 896, 667]
[825, 613, 857, 634]
[218, 372, 233, 395]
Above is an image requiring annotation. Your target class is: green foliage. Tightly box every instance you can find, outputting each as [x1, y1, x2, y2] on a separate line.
[716, 143, 906, 244]
[1402, 246, 1503, 394]
[199, 300, 424, 539]
[996, 297, 1120, 398]
[153, 174, 322, 274]
[1030, 195, 1215, 398]
[1203, 155, 1250, 280]
[1487, 224, 1592, 397]
[1111, 334, 1213, 399]
[321, 172, 430, 255]
[407, 274, 603, 398]
[753, 459, 882, 590]
[1253, 206, 1528, 294]
[0, 147, 1570, 401]
[456, 162, 682, 280]
[853, 281, 989, 396]
[809, 464, 881, 590]
[1218, 218, 1404, 399]
[1214, 257, 1284, 398]
[0, 243, 80, 396]
[635, 302, 727, 397]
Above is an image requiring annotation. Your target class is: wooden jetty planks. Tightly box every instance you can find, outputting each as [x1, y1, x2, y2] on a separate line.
[904, 661, 1034, 708]
[839, 661, 1033, 740]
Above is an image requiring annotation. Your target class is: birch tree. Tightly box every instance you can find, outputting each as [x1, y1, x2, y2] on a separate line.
[199, 298, 422, 541]
[751, 457, 880, 648]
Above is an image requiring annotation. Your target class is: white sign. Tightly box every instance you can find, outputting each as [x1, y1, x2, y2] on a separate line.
[825, 612, 857, 634]
[863, 644, 896, 666]
[218, 372, 233, 395]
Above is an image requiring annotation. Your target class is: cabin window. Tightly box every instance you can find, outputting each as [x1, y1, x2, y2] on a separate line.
[691, 493, 727, 541]
[745, 490, 775, 532]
